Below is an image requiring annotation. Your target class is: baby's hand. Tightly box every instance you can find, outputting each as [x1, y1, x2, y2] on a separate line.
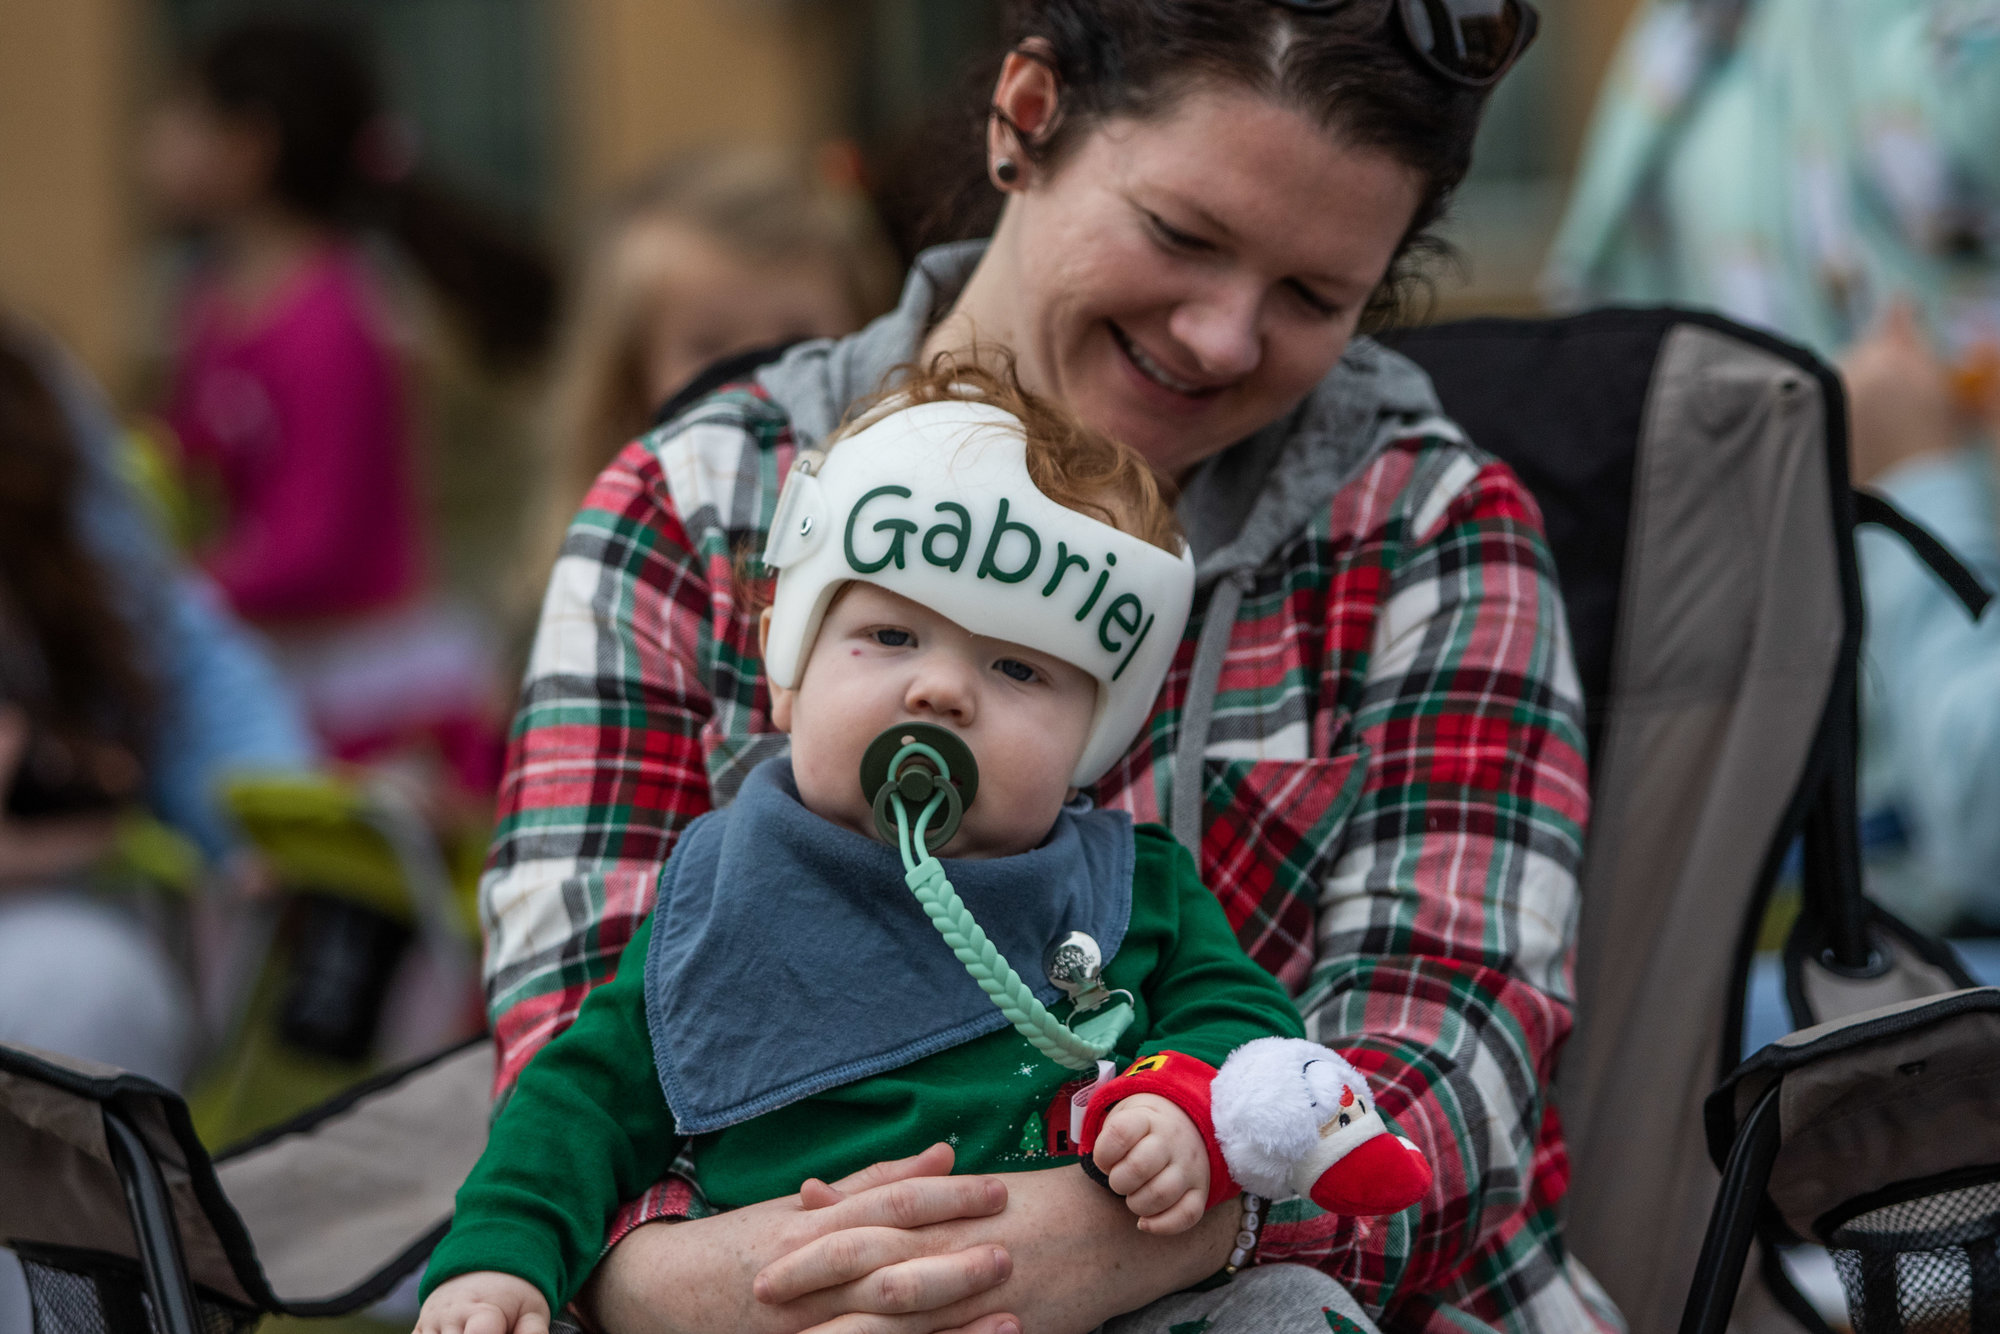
[415, 1272, 549, 1334]
[1090, 1092, 1209, 1234]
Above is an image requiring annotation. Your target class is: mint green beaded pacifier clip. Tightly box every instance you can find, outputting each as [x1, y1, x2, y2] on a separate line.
[860, 722, 1133, 1072]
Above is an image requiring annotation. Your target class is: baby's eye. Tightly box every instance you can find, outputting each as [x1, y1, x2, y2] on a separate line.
[995, 658, 1038, 683]
[872, 628, 913, 647]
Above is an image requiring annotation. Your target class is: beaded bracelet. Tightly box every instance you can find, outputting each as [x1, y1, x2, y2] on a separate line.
[1223, 1193, 1266, 1276]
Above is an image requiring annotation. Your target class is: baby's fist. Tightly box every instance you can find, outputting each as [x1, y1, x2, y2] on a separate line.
[415, 1272, 549, 1334]
[1091, 1092, 1209, 1233]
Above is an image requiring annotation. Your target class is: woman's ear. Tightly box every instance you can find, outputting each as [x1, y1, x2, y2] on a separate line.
[759, 608, 795, 734]
[988, 42, 1062, 189]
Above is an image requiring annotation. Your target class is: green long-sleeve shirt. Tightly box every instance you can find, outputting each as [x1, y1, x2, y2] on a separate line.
[424, 823, 1302, 1311]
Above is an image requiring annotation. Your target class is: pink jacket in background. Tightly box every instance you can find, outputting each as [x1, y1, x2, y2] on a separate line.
[167, 246, 422, 624]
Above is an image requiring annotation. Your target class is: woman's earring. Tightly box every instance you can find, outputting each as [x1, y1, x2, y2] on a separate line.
[994, 157, 1020, 186]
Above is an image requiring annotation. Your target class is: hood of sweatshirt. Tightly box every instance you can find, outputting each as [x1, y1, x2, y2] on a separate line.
[755, 240, 1456, 593]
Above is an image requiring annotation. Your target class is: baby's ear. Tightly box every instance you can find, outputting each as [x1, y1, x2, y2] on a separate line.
[760, 609, 796, 734]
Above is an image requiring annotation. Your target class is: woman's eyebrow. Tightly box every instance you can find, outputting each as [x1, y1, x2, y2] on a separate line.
[1154, 190, 1355, 292]
[1154, 190, 1237, 243]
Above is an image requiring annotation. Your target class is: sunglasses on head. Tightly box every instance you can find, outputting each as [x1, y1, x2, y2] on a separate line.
[1264, 0, 1541, 88]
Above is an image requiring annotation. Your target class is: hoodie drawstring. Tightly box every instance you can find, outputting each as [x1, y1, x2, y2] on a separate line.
[1170, 571, 1248, 857]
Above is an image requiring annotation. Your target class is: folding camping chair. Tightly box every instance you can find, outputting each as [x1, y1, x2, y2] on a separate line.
[2, 308, 1994, 1334]
[1392, 311, 1993, 1334]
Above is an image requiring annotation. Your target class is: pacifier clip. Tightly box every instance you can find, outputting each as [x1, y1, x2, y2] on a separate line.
[861, 723, 1133, 1071]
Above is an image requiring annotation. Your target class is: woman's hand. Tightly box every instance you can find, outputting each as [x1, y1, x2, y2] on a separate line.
[579, 1145, 1018, 1334]
[1843, 300, 1967, 485]
[579, 1146, 1241, 1334]
[0, 707, 121, 889]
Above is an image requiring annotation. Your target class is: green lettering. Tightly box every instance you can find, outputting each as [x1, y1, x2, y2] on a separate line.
[922, 503, 972, 572]
[1111, 614, 1156, 681]
[1074, 569, 1110, 621]
[845, 485, 917, 573]
[1098, 592, 1145, 653]
[976, 497, 1041, 584]
[1041, 542, 1091, 599]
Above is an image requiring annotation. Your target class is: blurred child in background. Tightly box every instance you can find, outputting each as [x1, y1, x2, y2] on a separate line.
[522, 147, 897, 617]
[143, 18, 555, 804]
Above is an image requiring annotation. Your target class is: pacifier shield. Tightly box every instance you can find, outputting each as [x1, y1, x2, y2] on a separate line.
[862, 723, 979, 849]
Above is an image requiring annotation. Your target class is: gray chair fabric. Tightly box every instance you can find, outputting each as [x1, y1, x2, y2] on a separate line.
[1714, 987, 2000, 1245]
[0, 1038, 489, 1316]
[1557, 324, 1845, 1331]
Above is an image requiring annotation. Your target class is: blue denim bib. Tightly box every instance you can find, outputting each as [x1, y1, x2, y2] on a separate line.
[644, 759, 1134, 1133]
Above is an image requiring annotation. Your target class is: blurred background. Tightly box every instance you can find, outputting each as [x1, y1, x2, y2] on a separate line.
[0, 0, 1643, 641]
[1, 0, 1637, 382]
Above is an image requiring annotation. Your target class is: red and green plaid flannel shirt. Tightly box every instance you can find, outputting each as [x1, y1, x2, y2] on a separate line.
[480, 383, 1609, 1334]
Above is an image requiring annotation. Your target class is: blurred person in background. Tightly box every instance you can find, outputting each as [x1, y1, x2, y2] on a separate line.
[142, 18, 556, 806]
[0, 313, 315, 1334]
[520, 147, 896, 620]
[1550, 0, 2000, 935]
[0, 312, 315, 1088]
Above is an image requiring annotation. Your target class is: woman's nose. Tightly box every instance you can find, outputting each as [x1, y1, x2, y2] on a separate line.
[905, 657, 978, 725]
[1168, 281, 1263, 382]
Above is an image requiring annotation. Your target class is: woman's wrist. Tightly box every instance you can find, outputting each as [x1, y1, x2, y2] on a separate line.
[982, 1166, 1238, 1331]
[1224, 1193, 1265, 1275]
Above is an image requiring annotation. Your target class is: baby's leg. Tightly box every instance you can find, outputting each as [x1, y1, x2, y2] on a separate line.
[1098, 1262, 1379, 1334]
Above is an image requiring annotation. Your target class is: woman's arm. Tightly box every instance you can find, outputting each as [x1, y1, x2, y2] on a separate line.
[482, 430, 733, 1093]
[582, 1156, 1239, 1334]
[1281, 443, 1590, 1319]
[1863, 449, 2000, 904]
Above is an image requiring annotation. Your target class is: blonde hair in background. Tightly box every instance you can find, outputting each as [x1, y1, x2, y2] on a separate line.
[520, 145, 900, 617]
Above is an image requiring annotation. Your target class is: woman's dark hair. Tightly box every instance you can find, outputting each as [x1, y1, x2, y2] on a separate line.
[891, 0, 1486, 326]
[191, 19, 557, 365]
[0, 328, 156, 778]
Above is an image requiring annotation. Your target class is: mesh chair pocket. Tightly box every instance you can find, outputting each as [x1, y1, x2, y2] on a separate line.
[1825, 1171, 2000, 1334]
[15, 1246, 259, 1334]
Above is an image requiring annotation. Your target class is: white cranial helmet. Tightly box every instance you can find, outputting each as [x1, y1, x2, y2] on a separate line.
[761, 398, 1196, 787]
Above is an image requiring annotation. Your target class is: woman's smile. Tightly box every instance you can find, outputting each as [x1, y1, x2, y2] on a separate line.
[1108, 321, 1225, 400]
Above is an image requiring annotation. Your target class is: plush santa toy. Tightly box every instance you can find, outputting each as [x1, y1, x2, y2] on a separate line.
[1076, 1038, 1432, 1216]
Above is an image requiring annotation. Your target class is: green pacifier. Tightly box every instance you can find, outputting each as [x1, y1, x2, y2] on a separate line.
[860, 722, 1132, 1072]
[861, 723, 979, 850]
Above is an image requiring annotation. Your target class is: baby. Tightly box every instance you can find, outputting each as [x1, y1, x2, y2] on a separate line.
[417, 360, 1426, 1334]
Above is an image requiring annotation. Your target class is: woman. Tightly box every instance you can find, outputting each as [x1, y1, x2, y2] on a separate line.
[0, 317, 316, 1334]
[0, 317, 317, 1070]
[481, 3, 1600, 1332]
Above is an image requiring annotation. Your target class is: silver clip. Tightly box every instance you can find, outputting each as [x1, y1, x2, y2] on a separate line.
[1044, 931, 1113, 1012]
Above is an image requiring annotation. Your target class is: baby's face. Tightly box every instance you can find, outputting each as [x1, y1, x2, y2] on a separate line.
[767, 584, 1099, 859]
